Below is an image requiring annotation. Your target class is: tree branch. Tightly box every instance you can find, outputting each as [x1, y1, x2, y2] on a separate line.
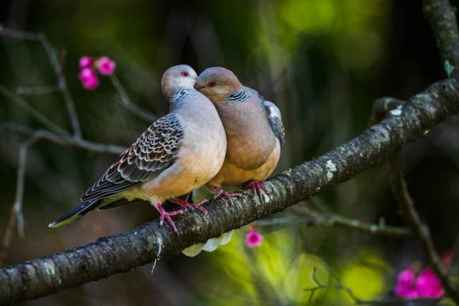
[423, 0, 459, 72]
[296, 206, 411, 238]
[256, 204, 411, 238]
[0, 134, 42, 264]
[0, 78, 458, 303]
[0, 85, 68, 136]
[389, 157, 459, 303]
[0, 26, 82, 137]
[1, 123, 125, 155]
[110, 75, 157, 122]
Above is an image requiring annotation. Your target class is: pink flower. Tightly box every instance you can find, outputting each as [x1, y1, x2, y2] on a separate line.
[79, 68, 99, 90]
[416, 268, 444, 298]
[395, 266, 419, 299]
[79, 56, 93, 69]
[395, 265, 445, 300]
[245, 228, 263, 248]
[96, 56, 116, 75]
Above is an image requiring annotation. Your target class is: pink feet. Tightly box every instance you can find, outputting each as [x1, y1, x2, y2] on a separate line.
[209, 186, 241, 199]
[246, 180, 266, 193]
[153, 203, 183, 232]
[169, 198, 209, 214]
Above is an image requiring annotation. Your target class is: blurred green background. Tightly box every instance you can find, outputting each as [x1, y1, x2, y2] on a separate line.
[1, 0, 458, 305]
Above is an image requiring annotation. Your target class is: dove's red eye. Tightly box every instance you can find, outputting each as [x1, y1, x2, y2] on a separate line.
[208, 81, 216, 87]
[181, 71, 189, 77]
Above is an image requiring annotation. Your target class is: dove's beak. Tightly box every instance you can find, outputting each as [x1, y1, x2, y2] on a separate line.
[194, 82, 205, 90]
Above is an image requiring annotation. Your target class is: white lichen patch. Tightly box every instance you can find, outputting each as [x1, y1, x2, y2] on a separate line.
[43, 259, 62, 285]
[325, 160, 337, 181]
[390, 105, 402, 116]
[43, 260, 56, 276]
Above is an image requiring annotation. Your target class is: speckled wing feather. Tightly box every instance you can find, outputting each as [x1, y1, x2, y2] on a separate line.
[263, 100, 285, 146]
[49, 113, 184, 228]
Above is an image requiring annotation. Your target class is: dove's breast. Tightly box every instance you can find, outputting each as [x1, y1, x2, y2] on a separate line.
[141, 96, 227, 201]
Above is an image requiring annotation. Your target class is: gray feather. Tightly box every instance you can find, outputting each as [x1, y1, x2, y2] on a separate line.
[49, 113, 184, 228]
[263, 100, 285, 146]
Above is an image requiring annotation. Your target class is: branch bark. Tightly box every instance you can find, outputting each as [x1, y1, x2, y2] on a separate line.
[423, 0, 459, 70]
[0, 78, 459, 304]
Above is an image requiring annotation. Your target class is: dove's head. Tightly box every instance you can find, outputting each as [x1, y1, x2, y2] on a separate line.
[195, 67, 242, 101]
[161, 64, 198, 98]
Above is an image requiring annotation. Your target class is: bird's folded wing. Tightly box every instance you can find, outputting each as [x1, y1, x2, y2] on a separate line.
[80, 113, 184, 206]
[263, 100, 285, 146]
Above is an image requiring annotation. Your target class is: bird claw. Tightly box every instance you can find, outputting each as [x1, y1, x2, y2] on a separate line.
[154, 203, 183, 232]
[209, 187, 241, 199]
[246, 180, 266, 193]
[170, 198, 209, 214]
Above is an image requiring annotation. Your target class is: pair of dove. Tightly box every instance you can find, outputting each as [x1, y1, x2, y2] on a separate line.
[48, 65, 285, 234]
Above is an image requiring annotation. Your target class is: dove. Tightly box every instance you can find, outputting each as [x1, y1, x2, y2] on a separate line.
[180, 67, 284, 257]
[195, 66, 285, 194]
[48, 64, 227, 232]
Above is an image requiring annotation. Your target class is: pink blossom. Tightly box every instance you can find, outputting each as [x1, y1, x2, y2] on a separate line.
[395, 265, 445, 300]
[395, 266, 419, 299]
[245, 228, 263, 248]
[96, 56, 116, 75]
[79, 68, 99, 90]
[416, 268, 444, 298]
[79, 56, 93, 69]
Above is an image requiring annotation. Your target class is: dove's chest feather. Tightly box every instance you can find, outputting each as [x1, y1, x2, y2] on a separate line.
[217, 99, 276, 170]
[141, 94, 227, 201]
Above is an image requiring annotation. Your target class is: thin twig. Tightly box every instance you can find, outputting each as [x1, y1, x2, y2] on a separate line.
[16, 85, 59, 96]
[1, 123, 124, 155]
[0, 85, 68, 135]
[0, 27, 82, 137]
[37, 32, 82, 137]
[299, 207, 411, 237]
[389, 157, 459, 304]
[110, 75, 156, 122]
[305, 267, 400, 305]
[1, 132, 44, 264]
[0, 124, 123, 263]
[306, 266, 439, 305]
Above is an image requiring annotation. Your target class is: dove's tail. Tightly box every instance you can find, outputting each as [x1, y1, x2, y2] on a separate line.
[48, 200, 99, 229]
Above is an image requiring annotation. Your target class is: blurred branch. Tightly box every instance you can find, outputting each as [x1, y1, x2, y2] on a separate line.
[305, 267, 433, 305]
[1, 123, 124, 154]
[16, 85, 59, 96]
[0, 120, 124, 264]
[0, 133, 41, 264]
[0, 123, 124, 264]
[0, 85, 68, 135]
[305, 267, 383, 305]
[298, 206, 411, 238]
[423, 0, 459, 70]
[389, 157, 459, 303]
[0, 26, 82, 137]
[0, 26, 157, 262]
[256, 207, 412, 238]
[110, 75, 156, 122]
[1, 78, 459, 303]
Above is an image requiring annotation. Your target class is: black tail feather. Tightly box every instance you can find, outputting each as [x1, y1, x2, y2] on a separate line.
[48, 200, 98, 229]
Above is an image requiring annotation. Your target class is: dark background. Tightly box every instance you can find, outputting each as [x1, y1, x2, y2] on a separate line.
[1, 1, 458, 305]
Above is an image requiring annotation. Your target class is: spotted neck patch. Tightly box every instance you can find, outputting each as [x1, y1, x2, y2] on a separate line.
[225, 88, 249, 102]
[172, 88, 192, 103]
